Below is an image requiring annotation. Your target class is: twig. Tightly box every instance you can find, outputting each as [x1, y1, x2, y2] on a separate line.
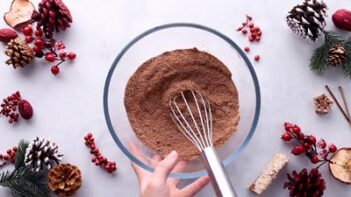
[325, 85, 350, 123]
[338, 86, 351, 124]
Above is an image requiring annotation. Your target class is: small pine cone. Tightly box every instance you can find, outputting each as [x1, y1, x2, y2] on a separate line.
[314, 94, 333, 114]
[327, 44, 347, 66]
[32, 0, 72, 38]
[287, 0, 327, 42]
[4, 38, 34, 68]
[48, 163, 82, 197]
[284, 168, 326, 197]
[24, 137, 63, 172]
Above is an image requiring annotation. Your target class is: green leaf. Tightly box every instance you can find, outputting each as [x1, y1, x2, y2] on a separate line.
[14, 140, 29, 169]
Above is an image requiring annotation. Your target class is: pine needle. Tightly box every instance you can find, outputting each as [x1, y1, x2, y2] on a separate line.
[309, 31, 343, 74]
[0, 167, 50, 197]
[14, 140, 29, 169]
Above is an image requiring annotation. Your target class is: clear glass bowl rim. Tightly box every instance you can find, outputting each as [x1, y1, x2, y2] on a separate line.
[103, 23, 261, 179]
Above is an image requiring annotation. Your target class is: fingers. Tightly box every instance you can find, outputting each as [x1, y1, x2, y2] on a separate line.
[181, 176, 210, 197]
[129, 142, 148, 164]
[151, 154, 162, 167]
[131, 161, 145, 180]
[129, 142, 148, 180]
[168, 161, 187, 186]
[152, 150, 178, 182]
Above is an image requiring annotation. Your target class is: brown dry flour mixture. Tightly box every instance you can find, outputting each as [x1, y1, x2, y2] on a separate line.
[124, 48, 239, 160]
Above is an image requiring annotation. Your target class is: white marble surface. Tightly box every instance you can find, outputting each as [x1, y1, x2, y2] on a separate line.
[0, 0, 351, 196]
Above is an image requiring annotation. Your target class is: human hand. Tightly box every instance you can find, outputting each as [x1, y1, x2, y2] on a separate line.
[129, 143, 209, 197]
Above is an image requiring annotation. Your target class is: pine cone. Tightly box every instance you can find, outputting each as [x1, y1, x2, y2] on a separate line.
[327, 44, 347, 66]
[32, 0, 72, 38]
[284, 168, 326, 197]
[48, 163, 82, 197]
[314, 94, 333, 114]
[24, 137, 63, 172]
[287, 0, 327, 42]
[4, 38, 34, 68]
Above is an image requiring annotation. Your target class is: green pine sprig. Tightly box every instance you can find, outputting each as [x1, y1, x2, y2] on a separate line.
[0, 167, 50, 197]
[309, 31, 343, 75]
[14, 140, 29, 169]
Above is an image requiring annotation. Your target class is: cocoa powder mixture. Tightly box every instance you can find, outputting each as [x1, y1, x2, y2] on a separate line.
[124, 48, 239, 160]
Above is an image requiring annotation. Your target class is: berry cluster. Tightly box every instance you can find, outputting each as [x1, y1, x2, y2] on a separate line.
[236, 15, 262, 62]
[22, 25, 76, 76]
[84, 133, 117, 173]
[0, 91, 21, 124]
[0, 146, 17, 169]
[281, 122, 337, 167]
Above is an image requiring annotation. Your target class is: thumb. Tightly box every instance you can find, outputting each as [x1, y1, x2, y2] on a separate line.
[152, 151, 178, 181]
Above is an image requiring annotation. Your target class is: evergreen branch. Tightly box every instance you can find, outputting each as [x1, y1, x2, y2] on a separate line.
[310, 31, 344, 74]
[0, 167, 50, 197]
[310, 43, 329, 74]
[14, 140, 29, 169]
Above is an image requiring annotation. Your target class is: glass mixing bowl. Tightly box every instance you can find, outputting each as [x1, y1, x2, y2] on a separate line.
[103, 23, 261, 179]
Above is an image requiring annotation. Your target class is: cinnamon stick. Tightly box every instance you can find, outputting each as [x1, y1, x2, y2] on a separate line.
[325, 85, 350, 123]
[338, 86, 351, 124]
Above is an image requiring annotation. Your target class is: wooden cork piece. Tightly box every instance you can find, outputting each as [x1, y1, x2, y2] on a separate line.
[249, 153, 289, 195]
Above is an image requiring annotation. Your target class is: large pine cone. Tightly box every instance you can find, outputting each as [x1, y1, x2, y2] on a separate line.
[287, 0, 327, 42]
[284, 168, 326, 197]
[4, 38, 34, 68]
[327, 44, 347, 66]
[48, 163, 82, 197]
[24, 137, 63, 172]
[32, 0, 72, 38]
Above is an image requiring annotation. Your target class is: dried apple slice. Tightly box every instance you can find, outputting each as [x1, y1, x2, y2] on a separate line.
[4, 0, 35, 31]
[329, 147, 351, 184]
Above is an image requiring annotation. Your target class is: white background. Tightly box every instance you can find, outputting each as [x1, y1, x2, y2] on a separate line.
[0, 0, 351, 196]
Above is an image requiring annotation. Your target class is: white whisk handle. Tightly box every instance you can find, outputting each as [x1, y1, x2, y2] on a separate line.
[201, 147, 236, 197]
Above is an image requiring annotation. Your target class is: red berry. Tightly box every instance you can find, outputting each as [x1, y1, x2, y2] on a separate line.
[255, 36, 261, 42]
[22, 26, 33, 36]
[51, 66, 60, 75]
[254, 27, 260, 32]
[0, 154, 3, 159]
[244, 46, 250, 52]
[254, 55, 260, 62]
[25, 36, 33, 43]
[308, 136, 317, 144]
[3, 155, 9, 161]
[292, 145, 304, 155]
[311, 155, 320, 164]
[297, 132, 305, 140]
[250, 28, 256, 33]
[34, 38, 44, 47]
[249, 36, 254, 42]
[292, 126, 301, 134]
[33, 45, 42, 53]
[248, 23, 254, 28]
[242, 29, 248, 35]
[35, 29, 43, 37]
[318, 140, 327, 149]
[46, 53, 56, 62]
[257, 31, 262, 36]
[281, 133, 292, 141]
[329, 144, 337, 153]
[67, 52, 76, 60]
[12, 146, 17, 151]
[284, 122, 293, 131]
[6, 149, 12, 154]
[304, 142, 311, 149]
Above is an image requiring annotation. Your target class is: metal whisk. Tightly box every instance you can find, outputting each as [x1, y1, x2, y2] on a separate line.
[170, 90, 236, 197]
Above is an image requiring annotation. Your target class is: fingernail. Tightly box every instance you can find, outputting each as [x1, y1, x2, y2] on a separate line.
[169, 150, 177, 158]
